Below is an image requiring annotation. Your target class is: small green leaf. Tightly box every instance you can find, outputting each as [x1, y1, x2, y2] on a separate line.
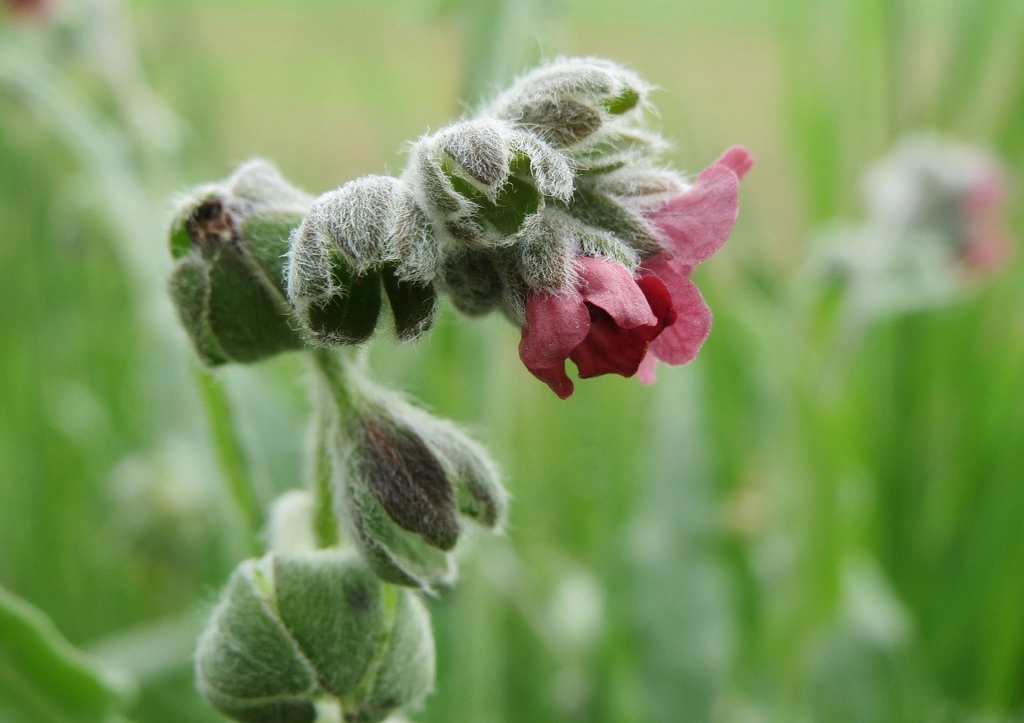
[349, 591, 435, 723]
[603, 87, 641, 115]
[168, 220, 193, 260]
[195, 562, 316, 718]
[240, 212, 304, 289]
[168, 258, 229, 367]
[558, 187, 662, 255]
[0, 585, 133, 723]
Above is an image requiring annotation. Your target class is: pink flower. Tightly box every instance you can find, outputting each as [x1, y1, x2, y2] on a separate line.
[518, 146, 752, 398]
[6, 0, 51, 19]
[960, 165, 1011, 274]
[519, 256, 674, 398]
[636, 145, 753, 383]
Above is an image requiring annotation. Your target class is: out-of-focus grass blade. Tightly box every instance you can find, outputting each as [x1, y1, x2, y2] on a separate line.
[0, 585, 134, 723]
[932, 0, 1014, 128]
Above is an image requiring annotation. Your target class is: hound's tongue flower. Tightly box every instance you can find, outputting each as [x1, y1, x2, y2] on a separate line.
[519, 257, 674, 399]
[518, 146, 752, 398]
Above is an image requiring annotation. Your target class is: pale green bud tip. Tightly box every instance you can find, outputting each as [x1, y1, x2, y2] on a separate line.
[287, 178, 439, 346]
[196, 550, 433, 722]
[167, 161, 311, 365]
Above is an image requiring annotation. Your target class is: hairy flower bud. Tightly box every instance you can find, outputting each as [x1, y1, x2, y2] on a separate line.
[288, 178, 439, 346]
[168, 160, 310, 365]
[328, 382, 508, 591]
[195, 550, 434, 723]
[486, 58, 649, 149]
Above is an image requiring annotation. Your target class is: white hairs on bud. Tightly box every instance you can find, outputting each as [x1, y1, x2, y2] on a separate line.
[404, 137, 483, 244]
[507, 130, 575, 202]
[433, 119, 512, 199]
[486, 57, 649, 121]
[547, 208, 641, 271]
[227, 158, 314, 213]
[589, 166, 687, 208]
[512, 214, 577, 292]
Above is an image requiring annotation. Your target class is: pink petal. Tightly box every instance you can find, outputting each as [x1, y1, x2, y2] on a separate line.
[649, 164, 740, 266]
[519, 291, 591, 398]
[577, 256, 657, 329]
[636, 353, 658, 385]
[570, 274, 674, 380]
[642, 255, 712, 366]
[714, 145, 754, 180]
[570, 308, 652, 379]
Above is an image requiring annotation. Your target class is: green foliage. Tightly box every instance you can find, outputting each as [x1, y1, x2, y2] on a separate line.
[2, 0, 1024, 722]
[0, 586, 132, 723]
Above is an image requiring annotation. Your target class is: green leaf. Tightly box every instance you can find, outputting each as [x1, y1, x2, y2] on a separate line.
[602, 87, 640, 115]
[0, 585, 133, 723]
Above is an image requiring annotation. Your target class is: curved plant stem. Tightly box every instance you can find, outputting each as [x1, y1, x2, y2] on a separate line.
[307, 347, 360, 549]
[195, 368, 261, 556]
[311, 396, 340, 549]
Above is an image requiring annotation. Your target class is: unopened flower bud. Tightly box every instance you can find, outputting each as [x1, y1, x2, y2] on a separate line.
[486, 58, 649, 148]
[168, 160, 310, 365]
[195, 550, 434, 723]
[406, 123, 574, 251]
[433, 119, 513, 196]
[288, 178, 439, 346]
[332, 384, 508, 590]
[400, 406, 508, 529]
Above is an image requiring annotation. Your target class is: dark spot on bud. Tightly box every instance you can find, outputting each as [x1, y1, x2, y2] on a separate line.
[346, 585, 372, 614]
[187, 199, 237, 250]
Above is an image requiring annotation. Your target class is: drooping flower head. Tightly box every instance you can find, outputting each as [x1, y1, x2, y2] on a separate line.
[284, 58, 752, 397]
[517, 145, 751, 396]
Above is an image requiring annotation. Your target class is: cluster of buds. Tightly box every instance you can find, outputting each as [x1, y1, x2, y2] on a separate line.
[287, 58, 751, 397]
[816, 135, 1011, 318]
[195, 549, 434, 723]
[168, 57, 749, 723]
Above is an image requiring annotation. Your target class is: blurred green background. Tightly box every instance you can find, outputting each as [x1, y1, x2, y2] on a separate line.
[2, 0, 1023, 721]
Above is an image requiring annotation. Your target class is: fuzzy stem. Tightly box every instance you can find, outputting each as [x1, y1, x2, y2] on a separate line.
[195, 368, 261, 556]
[311, 397, 339, 549]
[307, 347, 362, 549]
[310, 347, 357, 413]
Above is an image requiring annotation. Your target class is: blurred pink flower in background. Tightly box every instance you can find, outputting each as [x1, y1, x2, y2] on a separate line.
[6, 0, 51, 20]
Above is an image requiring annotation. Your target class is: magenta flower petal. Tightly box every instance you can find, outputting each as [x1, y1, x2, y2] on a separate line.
[519, 291, 590, 398]
[649, 164, 740, 266]
[642, 255, 712, 366]
[713, 145, 754, 180]
[577, 256, 658, 329]
[570, 273, 673, 379]
[570, 308, 650, 379]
